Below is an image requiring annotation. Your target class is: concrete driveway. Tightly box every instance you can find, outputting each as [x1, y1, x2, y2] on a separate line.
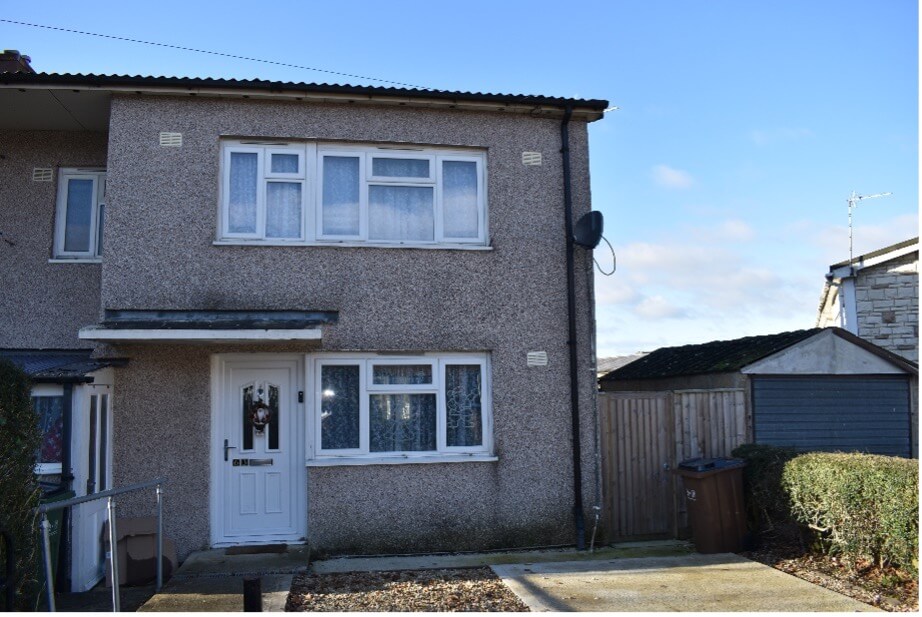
[492, 553, 879, 612]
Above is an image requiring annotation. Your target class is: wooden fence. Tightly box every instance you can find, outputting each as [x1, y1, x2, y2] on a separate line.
[599, 389, 750, 540]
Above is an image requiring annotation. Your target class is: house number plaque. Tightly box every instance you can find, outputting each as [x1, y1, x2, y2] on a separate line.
[232, 458, 274, 467]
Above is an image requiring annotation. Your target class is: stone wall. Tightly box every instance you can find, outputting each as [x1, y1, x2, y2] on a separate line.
[855, 252, 919, 362]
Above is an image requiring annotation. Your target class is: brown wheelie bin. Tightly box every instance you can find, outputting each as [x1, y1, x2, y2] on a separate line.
[676, 457, 748, 553]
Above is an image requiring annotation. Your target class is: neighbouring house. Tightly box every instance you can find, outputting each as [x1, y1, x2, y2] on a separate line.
[596, 327, 918, 541]
[0, 53, 607, 591]
[595, 353, 647, 380]
[817, 237, 919, 363]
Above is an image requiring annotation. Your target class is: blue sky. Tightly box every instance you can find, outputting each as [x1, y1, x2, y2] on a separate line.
[3, 0, 917, 356]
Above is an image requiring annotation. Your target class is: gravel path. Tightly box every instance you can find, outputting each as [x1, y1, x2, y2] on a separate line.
[286, 567, 529, 612]
[741, 548, 918, 612]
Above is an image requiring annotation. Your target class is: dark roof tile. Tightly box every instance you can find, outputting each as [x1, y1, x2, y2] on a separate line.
[599, 329, 822, 381]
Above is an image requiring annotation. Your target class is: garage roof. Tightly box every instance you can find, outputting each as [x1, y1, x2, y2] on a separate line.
[599, 327, 917, 382]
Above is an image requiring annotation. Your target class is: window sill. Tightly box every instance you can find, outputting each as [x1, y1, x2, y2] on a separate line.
[34, 463, 63, 475]
[214, 240, 492, 251]
[306, 453, 498, 467]
[48, 258, 102, 264]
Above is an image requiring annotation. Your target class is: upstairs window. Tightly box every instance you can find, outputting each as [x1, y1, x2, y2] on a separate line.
[223, 148, 305, 240]
[220, 142, 486, 246]
[54, 169, 106, 259]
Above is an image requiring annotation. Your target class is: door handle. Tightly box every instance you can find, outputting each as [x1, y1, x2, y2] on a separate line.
[224, 439, 237, 462]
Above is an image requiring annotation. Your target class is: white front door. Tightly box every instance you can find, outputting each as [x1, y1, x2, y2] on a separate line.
[214, 358, 305, 544]
[71, 377, 113, 592]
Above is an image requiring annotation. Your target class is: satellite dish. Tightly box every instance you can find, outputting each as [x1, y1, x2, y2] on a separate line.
[573, 211, 604, 249]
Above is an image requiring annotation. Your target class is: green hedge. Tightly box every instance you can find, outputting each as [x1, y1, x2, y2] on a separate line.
[0, 359, 43, 610]
[782, 452, 918, 573]
[731, 443, 798, 537]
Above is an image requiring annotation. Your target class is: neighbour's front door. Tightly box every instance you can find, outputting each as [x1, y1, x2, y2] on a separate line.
[72, 385, 112, 592]
[218, 359, 304, 544]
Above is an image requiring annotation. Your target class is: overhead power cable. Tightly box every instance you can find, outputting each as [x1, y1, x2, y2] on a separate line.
[0, 18, 434, 90]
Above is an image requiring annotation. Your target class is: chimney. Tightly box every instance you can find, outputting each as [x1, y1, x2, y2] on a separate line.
[0, 49, 36, 73]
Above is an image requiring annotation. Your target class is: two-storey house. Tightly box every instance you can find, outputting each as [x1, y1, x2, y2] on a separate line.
[817, 237, 919, 362]
[1, 56, 607, 591]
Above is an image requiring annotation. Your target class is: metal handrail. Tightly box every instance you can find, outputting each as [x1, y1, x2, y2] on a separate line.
[36, 477, 167, 612]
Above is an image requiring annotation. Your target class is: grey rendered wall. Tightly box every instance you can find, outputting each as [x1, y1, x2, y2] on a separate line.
[106, 95, 599, 557]
[0, 131, 106, 349]
[855, 253, 919, 362]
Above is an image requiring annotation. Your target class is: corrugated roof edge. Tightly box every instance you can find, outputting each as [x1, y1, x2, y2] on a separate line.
[0, 72, 609, 117]
[830, 236, 919, 269]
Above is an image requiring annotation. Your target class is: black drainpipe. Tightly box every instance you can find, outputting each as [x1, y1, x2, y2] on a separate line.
[560, 105, 586, 550]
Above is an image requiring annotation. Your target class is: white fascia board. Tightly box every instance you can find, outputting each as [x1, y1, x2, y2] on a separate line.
[78, 327, 322, 342]
[829, 242, 919, 279]
[841, 278, 859, 335]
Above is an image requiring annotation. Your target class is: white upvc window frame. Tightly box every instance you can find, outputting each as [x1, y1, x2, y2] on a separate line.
[218, 141, 487, 247]
[221, 145, 311, 242]
[366, 151, 437, 183]
[265, 148, 305, 179]
[309, 353, 493, 464]
[438, 155, 486, 244]
[54, 168, 106, 260]
[316, 149, 366, 241]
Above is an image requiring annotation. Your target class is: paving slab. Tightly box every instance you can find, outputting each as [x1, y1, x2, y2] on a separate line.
[138, 544, 309, 612]
[491, 552, 880, 612]
[175, 544, 310, 577]
[138, 573, 292, 612]
[311, 540, 693, 574]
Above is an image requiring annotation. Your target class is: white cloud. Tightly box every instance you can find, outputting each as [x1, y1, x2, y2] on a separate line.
[592, 236, 823, 356]
[651, 164, 694, 189]
[633, 295, 689, 319]
[686, 219, 756, 243]
[785, 212, 920, 264]
[594, 278, 640, 305]
[750, 127, 813, 146]
[592, 211, 916, 357]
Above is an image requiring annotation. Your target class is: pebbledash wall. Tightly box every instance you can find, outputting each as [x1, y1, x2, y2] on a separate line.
[0, 131, 105, 349]
[853, 252, 919, 363]
[103, 95, 600, 558]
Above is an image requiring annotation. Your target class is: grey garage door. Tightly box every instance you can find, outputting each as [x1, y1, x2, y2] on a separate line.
[752, 376, 911, 457]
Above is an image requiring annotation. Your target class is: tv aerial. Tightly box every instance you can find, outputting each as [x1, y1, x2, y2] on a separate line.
[847, 191, 891, 268]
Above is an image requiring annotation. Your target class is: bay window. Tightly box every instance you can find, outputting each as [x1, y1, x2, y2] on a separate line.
[311, 354, 492, 463]
[220, 142, 486, 246]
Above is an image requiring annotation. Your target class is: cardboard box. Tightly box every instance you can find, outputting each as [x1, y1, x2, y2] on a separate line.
[102, 517, 177, 587]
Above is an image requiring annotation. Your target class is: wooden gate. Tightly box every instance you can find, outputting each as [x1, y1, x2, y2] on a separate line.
[599, 389, 750, 540]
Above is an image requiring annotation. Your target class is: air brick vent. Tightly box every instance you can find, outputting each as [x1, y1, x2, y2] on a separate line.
[159, 132, 183, 147]
[527, 351, 548, 367]
[32, 168, 53, 182]
[522, 152, 542, 166]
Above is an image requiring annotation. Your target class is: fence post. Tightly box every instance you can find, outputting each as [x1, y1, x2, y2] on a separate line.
[243, 576, 262, 612]
[40, 515, 55, 612]
[156, 484, 163, 591]
[107, 497, 120, 612]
